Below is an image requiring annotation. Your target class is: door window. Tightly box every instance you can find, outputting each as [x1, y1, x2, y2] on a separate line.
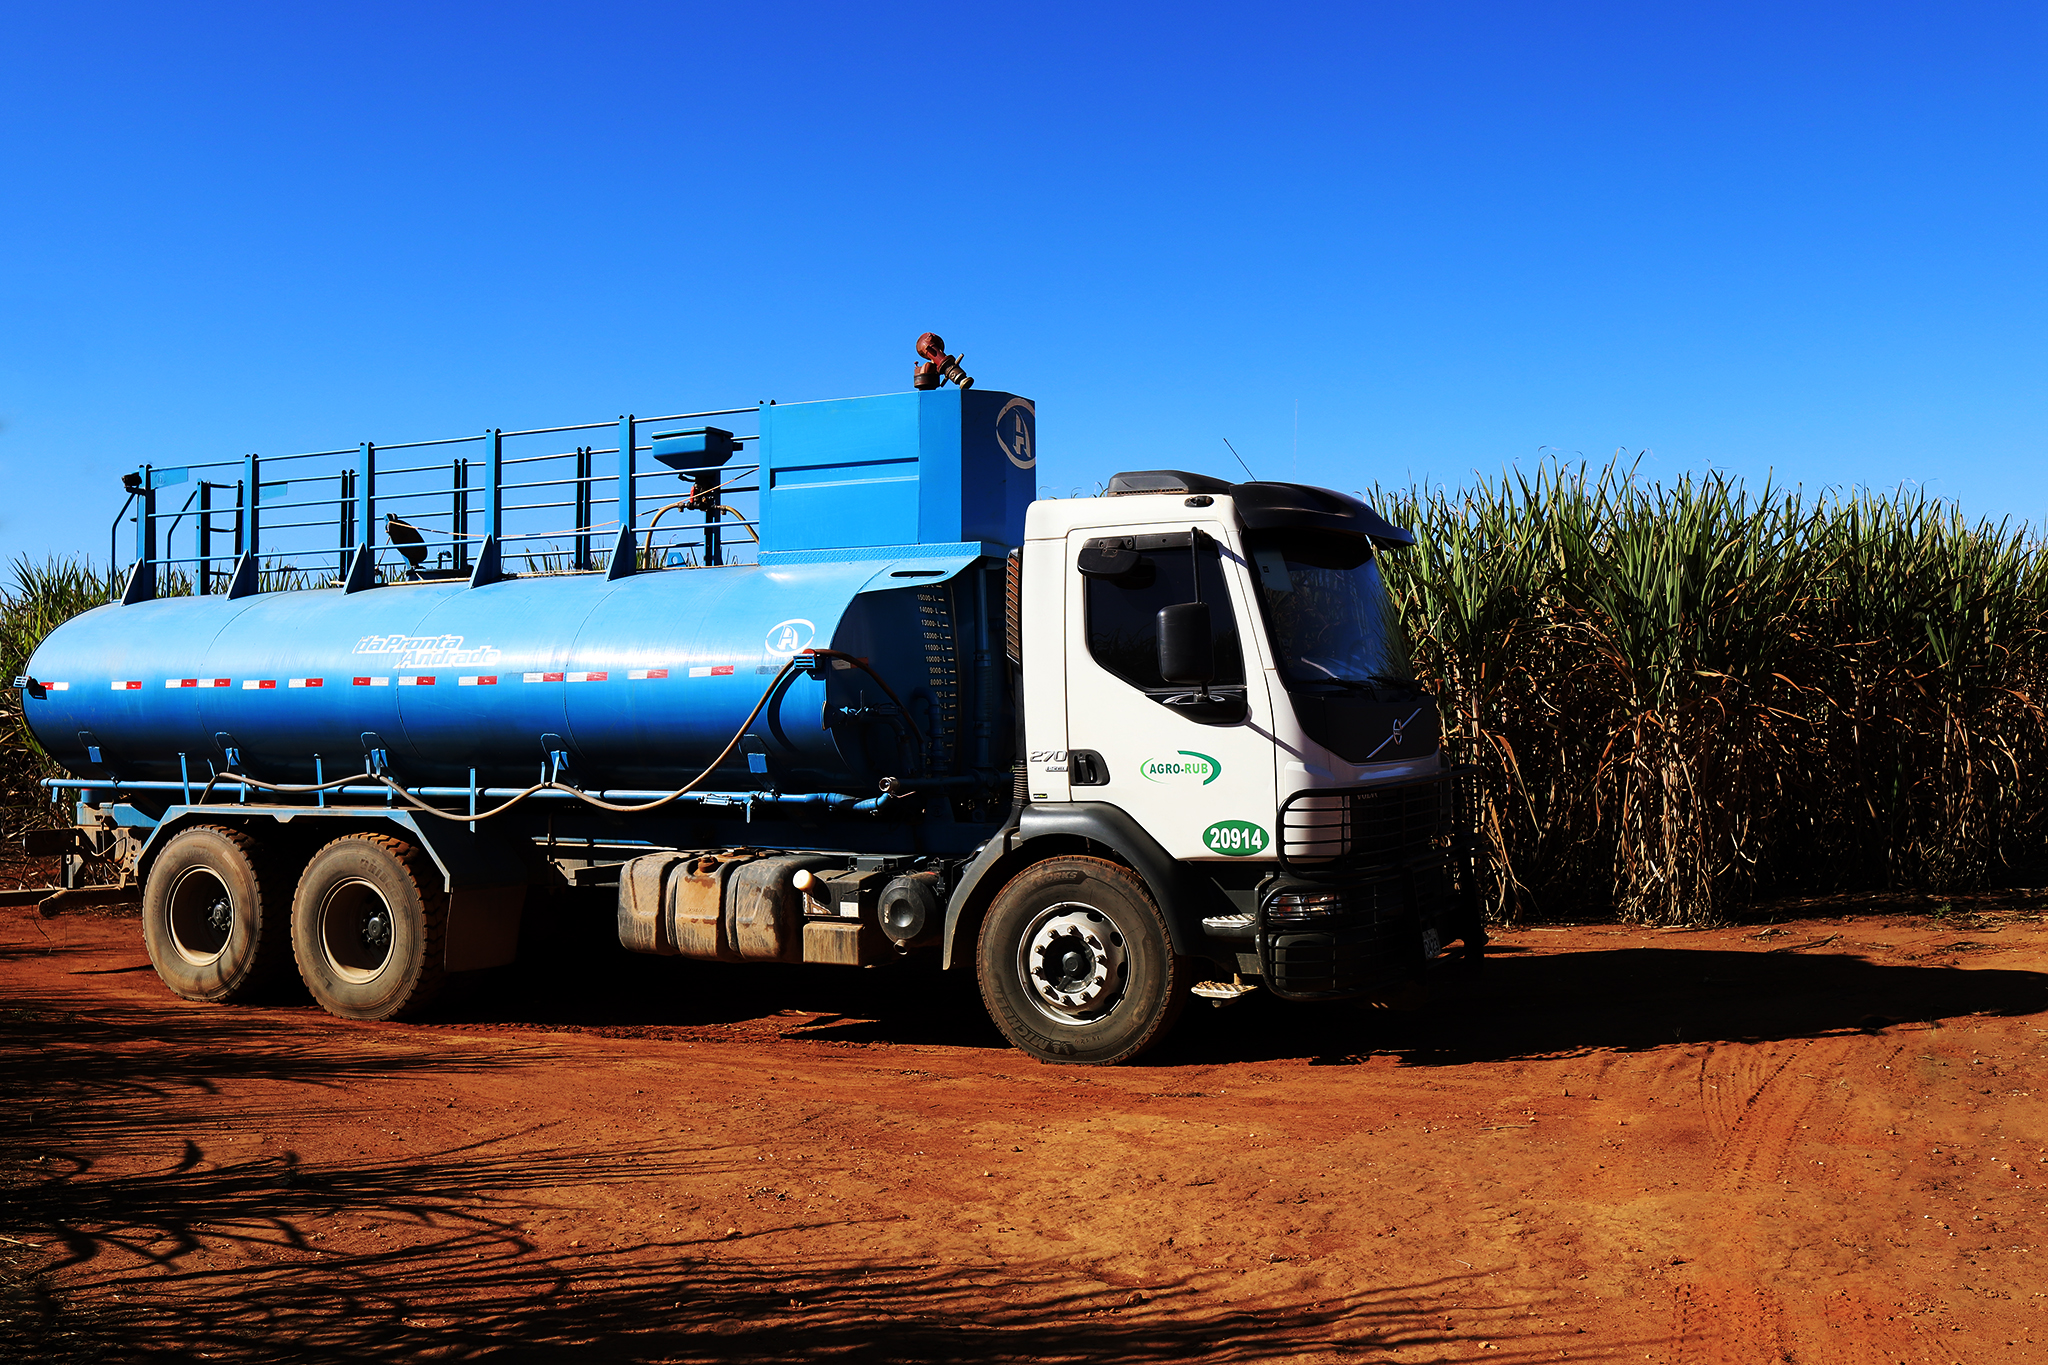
[1082, 535, 1244, 692]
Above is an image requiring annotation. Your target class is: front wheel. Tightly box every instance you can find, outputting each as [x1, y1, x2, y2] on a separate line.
[976, 856, 1187, 1065]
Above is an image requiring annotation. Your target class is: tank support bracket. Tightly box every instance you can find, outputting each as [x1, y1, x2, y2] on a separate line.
[468, 535, 504, 587]
[225, 551, 260, 599]
[343, 543, 379, 593]
[606, 526, 636, 580]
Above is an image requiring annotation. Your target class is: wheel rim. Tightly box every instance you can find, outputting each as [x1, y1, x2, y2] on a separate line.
[167, 866, 235, 967]
[318, 878, 396, 984]
[1015, 901, 1129, 1025]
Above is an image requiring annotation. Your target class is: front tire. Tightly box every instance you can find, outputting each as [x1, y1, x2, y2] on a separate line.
[141, 825, 292, 1003]
[291, 833, 447, 1021]
[976, 856, 1186, 1065]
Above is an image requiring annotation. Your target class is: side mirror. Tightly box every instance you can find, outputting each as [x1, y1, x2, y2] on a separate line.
[1157, 602, 1215, 687]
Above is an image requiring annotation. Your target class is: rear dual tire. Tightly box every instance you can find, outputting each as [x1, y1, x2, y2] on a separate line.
[141, 825, 293, 1003]
[290, 833, 448, 1021]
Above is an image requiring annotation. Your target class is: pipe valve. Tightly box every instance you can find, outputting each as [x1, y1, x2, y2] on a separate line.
[912, 333, 973, 391]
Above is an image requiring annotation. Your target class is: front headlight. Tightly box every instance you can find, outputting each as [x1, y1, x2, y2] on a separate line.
[1267, 889, 1349, 924]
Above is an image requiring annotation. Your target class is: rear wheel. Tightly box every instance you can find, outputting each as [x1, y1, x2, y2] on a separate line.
[291, 833, 447, 1021]
[141, 825, 292, 1003]
[976, 856, 1186, 1065]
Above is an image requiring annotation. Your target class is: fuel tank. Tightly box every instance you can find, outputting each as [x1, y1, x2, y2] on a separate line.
[23, 552, 992, 795]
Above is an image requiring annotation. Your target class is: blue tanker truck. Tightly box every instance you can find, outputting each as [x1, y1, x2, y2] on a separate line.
[17, 349, 1481, 1063]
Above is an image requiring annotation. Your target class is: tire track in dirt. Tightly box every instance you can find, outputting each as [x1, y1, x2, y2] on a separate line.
[1696, 1037, 1835, 1192]
[1669, 1280, 1785, 1364]
[1679, 1036, 1934, 1364]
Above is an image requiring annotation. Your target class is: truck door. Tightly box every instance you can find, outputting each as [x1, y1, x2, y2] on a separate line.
[1062, 524, 1279, 862]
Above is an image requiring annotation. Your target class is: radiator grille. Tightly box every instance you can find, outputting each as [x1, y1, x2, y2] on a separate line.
[1279, 778, 1445, 871]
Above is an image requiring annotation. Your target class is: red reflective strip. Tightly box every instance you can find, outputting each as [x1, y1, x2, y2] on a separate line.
[711, 665, 734, 676]
[544, 672, 564, 682]
[353, 677, 372, 686]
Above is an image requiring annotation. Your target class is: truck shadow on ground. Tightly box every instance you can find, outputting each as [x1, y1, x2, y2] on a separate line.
[459, 908, 2048, 1066]
[0, 1002, 1629, 1363]
[1177, 944, 2048, 1068]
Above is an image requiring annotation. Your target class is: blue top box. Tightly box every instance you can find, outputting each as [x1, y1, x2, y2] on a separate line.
[757, 387, 1036, 559]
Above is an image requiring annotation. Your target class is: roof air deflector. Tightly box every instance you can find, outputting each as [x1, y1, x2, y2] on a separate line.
[1105, 470, 1236, 497]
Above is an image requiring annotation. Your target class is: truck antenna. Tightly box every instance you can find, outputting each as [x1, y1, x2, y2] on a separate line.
[1221, 437, 1256, 482]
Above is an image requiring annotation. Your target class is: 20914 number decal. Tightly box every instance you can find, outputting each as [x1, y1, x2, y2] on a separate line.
[1203, 820, 1269, 857]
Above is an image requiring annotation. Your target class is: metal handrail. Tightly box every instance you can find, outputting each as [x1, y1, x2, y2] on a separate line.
[114, 402, 768, 596]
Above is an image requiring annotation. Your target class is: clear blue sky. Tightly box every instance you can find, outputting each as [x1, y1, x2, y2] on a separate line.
[3, 2, 2044, 564]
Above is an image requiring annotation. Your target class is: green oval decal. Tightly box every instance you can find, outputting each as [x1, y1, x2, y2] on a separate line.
[1142, 750, 1222, 786]
[1202, 819, 1269, 857]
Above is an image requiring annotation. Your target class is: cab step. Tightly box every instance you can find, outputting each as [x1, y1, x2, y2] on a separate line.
[1192, 979, 1258, 1005]
[1200, 912, 1257, 939]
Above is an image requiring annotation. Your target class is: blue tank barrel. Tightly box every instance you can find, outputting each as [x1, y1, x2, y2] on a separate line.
[24, 551, 992, 796]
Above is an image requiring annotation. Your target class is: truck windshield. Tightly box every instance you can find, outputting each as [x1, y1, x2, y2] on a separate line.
[1245, 531, 1413, 687]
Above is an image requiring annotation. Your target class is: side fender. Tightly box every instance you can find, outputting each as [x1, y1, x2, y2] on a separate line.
[939, 802, 1225, 969]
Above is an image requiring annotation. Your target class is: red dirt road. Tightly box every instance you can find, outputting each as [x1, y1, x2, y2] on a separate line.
[3, 899, 2046, 1363]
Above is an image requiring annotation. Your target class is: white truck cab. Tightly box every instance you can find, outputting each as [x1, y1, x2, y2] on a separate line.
[958, 470, 1480, 1063]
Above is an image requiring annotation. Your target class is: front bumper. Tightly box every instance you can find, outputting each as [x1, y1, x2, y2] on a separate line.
[1255, 859, 1453, 1000]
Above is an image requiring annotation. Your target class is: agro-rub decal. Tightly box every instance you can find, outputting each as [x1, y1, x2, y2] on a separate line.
[1202, 819, 1269, 857]
[1142, 751, 1222, 786]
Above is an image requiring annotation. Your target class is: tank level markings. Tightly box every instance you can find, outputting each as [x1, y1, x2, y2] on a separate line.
[57, 669, 709, 691]
[56, 660, 831, 696]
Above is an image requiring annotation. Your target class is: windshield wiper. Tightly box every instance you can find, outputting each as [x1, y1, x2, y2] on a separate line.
[1300, 674, 1420, 693]
[1289, 658, 1419, 690]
